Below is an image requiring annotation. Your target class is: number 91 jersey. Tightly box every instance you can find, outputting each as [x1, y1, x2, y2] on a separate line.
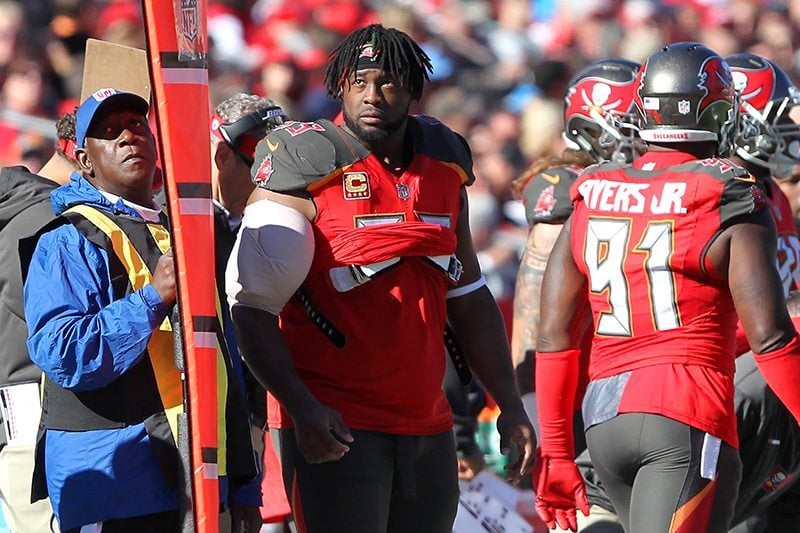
[570, 152, 766, 380]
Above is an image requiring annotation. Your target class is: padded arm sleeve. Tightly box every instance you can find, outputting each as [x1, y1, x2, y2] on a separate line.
[225, 198, 314, 316]
[753, 334, 800, 425]
[535, 348, 581, 459]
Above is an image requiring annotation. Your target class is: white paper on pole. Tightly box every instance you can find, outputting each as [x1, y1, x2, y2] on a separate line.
[453, 471, 534, 533]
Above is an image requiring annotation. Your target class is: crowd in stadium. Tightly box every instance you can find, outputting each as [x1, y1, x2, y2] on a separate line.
[3, 1, 800, 533]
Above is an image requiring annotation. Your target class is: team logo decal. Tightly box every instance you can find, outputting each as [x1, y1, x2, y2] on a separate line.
[678, 99, 691, 115]
[253, 153, 274, 186]
[731, 67, 772, 110]
[359, 44, 379, 59]
[697, 56, 734, 116]
[565, 77, 636, 122]
[180, 0, 199, 42]
[396, 183, 410, 200]
[343, 172, 371, 200]
[534, 185, 556, 217]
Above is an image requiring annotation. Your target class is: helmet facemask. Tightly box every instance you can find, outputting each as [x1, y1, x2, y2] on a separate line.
[727, 53, 800, 178]
[736, 96, 800, 178]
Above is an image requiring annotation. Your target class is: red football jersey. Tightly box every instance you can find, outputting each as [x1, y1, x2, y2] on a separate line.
[261, 117, 473, 434]
[570, 151, 765, 447]
[764, 178, 800, 294]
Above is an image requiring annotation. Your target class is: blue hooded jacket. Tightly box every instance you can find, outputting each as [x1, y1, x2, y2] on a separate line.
[24, 174, 259, 529]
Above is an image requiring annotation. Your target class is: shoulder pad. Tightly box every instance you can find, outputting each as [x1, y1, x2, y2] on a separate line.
[251, 120, 369, 192]
[672, 158, 765, 225]
[678, 157, 751, 181]
[719, 173, 766, 226]
[522, 166, 579, 226]
[408, 116, 475, 186]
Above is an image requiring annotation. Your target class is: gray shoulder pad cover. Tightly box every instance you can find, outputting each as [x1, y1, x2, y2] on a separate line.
[251, 120, 341, 192]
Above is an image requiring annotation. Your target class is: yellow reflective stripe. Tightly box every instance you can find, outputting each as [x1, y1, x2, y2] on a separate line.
[67, 205, 151, 290]
[212, 289, 229, 476]
[145, 224, 173, 330]
[216, 344, 228, 476]
[146, 223, 171, 254]
[63, 205, 184, 440]
[147, 327, 183, 438]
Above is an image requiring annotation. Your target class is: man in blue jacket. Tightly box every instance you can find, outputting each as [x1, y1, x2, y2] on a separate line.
[23, 88, 259, 532]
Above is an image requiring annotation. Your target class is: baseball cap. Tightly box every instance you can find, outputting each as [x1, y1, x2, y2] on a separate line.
[75, 88, 149, 148]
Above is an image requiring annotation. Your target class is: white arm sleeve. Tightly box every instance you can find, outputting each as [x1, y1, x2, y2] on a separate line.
[225, 198, 314, 316]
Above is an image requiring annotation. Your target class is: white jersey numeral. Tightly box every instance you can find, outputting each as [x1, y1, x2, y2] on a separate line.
[635, 221, 679, 331]
[584, 218, 680, 336]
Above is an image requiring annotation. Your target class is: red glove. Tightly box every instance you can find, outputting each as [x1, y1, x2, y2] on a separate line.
[534, 456, 590, 532]
[754, 333, 800, 424]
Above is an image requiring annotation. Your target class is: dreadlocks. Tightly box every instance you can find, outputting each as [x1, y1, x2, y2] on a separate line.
[324, 24, 433, 101]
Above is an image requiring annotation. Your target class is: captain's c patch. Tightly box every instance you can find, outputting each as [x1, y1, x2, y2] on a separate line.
[343, 172, 371, 200]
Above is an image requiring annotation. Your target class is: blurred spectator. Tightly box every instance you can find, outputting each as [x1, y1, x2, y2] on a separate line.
[209, 0, 255, 72]
[0, 1, 23, 75]
[94, 0, 144, 48]
[2, 54, 49, 117]
[254, 51, 303, 118]
[518, 97, 564, 162]
[0, 53, 55, 167]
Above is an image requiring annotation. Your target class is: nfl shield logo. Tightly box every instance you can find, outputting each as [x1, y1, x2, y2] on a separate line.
[181, 0, 198, 42]
[678, 99, 691, 115]
[396, 183, 410, 200]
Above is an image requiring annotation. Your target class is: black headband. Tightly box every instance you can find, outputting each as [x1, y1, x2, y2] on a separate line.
[355, 43, 384, 71]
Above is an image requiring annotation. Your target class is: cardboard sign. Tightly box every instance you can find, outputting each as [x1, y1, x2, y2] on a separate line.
[80, 39, 151, 102]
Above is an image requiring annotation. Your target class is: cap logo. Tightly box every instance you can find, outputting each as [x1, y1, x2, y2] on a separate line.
[92, 88, 117, 101]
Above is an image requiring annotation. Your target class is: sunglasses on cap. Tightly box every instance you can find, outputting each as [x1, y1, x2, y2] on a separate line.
[211, 105, 287, 166]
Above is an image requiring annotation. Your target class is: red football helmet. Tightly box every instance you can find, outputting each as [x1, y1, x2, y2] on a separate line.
[563, 58, 642, 163]
[727, 53, 800, 179]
